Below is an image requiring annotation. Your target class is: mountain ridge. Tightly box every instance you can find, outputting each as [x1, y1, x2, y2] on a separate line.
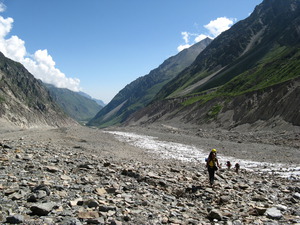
[88, 38, 212, 127]
[154, 0, 300, 100]
[0, 52, 77, 128]
[44, 83, 103, 124]
[123, 0, 300, 131]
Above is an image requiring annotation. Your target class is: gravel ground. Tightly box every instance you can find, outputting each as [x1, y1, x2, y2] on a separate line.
[107, 124, 300, 165]
[0, 122, 300, 224]
[1, 122, 299, 166]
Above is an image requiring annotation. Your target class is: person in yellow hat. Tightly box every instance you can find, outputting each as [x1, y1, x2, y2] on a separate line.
[206, 149, 221, 186]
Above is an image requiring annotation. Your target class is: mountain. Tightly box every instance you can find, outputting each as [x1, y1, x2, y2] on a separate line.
[0, 52, 76, 128]
[44, 84, 103, 124]
[124, 0, 300, 131]
[78, 92, 106, 107]
[88, 38, 212, 127]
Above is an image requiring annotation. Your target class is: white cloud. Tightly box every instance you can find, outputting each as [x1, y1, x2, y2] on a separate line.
[177, 44, 191, 52]
[0, 3, 6, 13]
[204, 17, 236, 37]
[177, 17, 236, 52]
[177, 31, 193, 51]
[0, 11, 81, 92]
[0, 16, 13, 37]
[194, 34, 211, 43]
[181, 31, 190, 44]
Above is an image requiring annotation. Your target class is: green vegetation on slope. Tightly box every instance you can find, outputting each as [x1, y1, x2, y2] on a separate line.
[219, 46, 300, 94]
[182, 45, 300, 107]
[45, 84, 102, 123]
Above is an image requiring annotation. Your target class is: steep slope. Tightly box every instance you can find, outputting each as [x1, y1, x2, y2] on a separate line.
[88, 38, 212, 128]
[0, 52, 76, 128]
[155, 0, 300, 100]
[78, 91, 106, 107]
[44, 84, 103, 123]
[125, 0, 300, 130]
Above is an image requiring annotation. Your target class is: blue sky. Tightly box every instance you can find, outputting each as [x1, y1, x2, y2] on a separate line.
[0, 0, 262, 104]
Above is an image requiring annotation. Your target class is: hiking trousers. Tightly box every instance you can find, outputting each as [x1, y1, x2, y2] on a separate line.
[207, 166, 215, 185]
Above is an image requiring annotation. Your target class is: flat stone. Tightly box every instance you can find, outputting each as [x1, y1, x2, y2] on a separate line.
[77, 211, 99, 219]
[6, 214, 24, 224]
[30, 202, 56, 216]
[95, 187, 107, 195]
[265, 207, 282, 220]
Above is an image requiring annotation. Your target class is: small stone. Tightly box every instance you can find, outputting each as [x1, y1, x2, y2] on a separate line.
[239, 184, 249, 189]
[61, 175, 72, 180]
[30, 202, 56, 216]
[99, 205, 116, 212]
[95, 187, 107, 196]
[208, 209, 223, 220]
[252, 195, 267, 202]
[265, 207, 282, 220]
[77, 211, 99, 219]
[161, 216, 169, 223]
[84, 199, 99, 208]
[6, 214, 24, 224]
[293, 192, 300, 200]
[276, 204, 287, 211]
[249, 206, 266, 216]
[69, 198, 83, 207]
[220, 195, 230, 204]
[45, 166, 61, 173]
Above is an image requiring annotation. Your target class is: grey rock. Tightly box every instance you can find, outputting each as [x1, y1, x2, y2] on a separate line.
[265, 207, 282, 220]
[6, 214, 24, 224]
[99, 205, 116, 212]
[219, 195, 230, 204]
[84, 199, 99, 208]
[208, 209, 223, 220]
[30, 202, 56, 216]
[293, 192, 300, 200]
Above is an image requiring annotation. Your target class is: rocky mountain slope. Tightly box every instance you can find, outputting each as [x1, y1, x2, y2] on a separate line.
[88, 38, 212, 128]
[125, 0, 300, 131]
[0, 52, 76, 128]
[78, 91, 106, 107]
[44, 84, 103, 124]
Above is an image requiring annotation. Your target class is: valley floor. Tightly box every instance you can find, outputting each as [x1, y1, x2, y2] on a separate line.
[0, 123, 299, 224]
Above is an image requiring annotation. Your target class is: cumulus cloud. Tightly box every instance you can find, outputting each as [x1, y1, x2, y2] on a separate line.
[194, 34, 211, 43]
[177, 32, 193, 52]
[177, 17, 236, 52]
[0, 6, 81, 92]
[177, 44, 192, 52]
[204, 17, 236, 37]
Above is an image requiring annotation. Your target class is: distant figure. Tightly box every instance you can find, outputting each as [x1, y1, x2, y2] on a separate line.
[235, 163, 240, 173]
[206, 149, 221, 186]
[226, 161, 232, 170]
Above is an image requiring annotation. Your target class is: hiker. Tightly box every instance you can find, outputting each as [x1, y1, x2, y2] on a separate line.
[235, 163, 240, 173]
[226, 161, 232, 170]
[206, 149, 221, 186]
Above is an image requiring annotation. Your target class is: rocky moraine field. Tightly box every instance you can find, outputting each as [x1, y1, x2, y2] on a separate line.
[0, 122, 299, 225]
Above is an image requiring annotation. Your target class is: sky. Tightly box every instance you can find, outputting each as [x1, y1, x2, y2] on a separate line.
[0, 0, 263, 104]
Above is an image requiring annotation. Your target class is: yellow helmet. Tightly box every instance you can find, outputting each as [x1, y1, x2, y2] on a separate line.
[211, 149, 217, 153]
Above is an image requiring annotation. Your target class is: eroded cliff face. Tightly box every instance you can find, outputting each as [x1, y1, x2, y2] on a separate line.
[0, 52, 77, 128]
[125, 77, 300, 131]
